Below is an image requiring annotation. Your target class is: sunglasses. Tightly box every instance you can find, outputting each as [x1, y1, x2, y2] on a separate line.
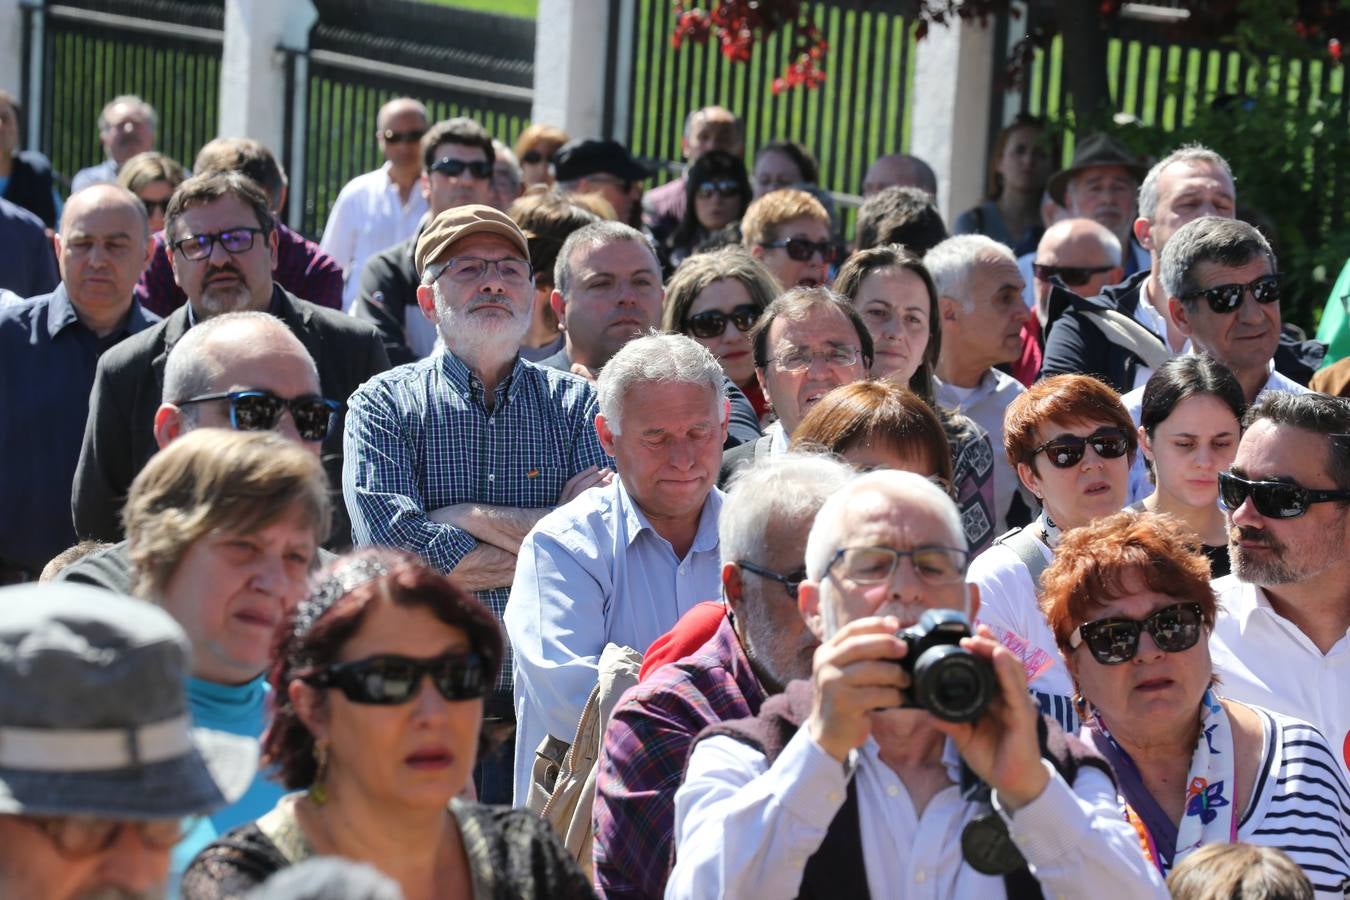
[736, 560, 806, 599]
[140, 197, 170, 216]
[759, 237, 841, 265]
[1033, 427, 1132, 469]
[381, 128, 426, 145]
[1032, 263, 1115, 288]
[695, 178, 742, 200]
[304, 652, 488, 705]
[686, 304, 759, 339]
[20, 815, 197, 857]
[1181, 274, 1281, 314]
[520, 149, 552, 165]
[1070, 601, 1205, 665]
[176, 390, 340, 442]
[171, 227, 265, 262]
[430, 157, 493, 180]
[1218, 470, 1350, 519]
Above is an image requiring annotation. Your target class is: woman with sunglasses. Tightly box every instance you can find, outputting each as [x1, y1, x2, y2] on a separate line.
[1040, 512, 1350, 892]
[1133, 357, 1245, 577]
[513, 123, 569, 188]
[664, 150, 753, 272]
[117, 150, 188, 234]
[967, 374, 1136, 733]
[833, 245, 998, 554]
[662, 247, 778, 422]
[182, 550, 595, 899]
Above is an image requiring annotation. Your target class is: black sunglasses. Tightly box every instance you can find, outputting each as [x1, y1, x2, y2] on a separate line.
[1032, 263, 1115, 288]
[381, 128, 426, 145]
[431, 157, 492, 180]
[304, 652, 488, 705]
[1218, 470, 1350, 519]
[1071, 601, 1205, 665]
[171, 227, 265, 262]
[140, 197, 170, 216]
[686, 304, 759, 339]
[695, 178, 742, 200]
[175, 390, 340, 442]
[521, 149, 552, 165]
[737, 560, 806, 599]
[1181, 274, 1281, 315]
[759, 237, 841, 264]
[1033, 427, 1132, 469]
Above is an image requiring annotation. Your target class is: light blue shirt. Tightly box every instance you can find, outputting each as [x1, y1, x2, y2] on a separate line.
[504, 477, 724, 805]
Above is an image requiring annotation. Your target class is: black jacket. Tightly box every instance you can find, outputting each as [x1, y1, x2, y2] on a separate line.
[71, 285, 391, 546]
[1039, 270, 1162, 394]
[350, 233, 421, 366]
[4, 151, 57, 228]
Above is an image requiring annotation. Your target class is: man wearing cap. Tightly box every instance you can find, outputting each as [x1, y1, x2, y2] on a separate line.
[555, 138, 651, 229]
[351, 116, 497, 364]
[343, 203, 613, 804]
[1046, 133, 1149, 279]
[0, 581, 256, 899]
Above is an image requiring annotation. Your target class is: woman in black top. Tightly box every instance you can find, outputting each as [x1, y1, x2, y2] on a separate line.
[182, 549, 594, 900]
[663, 150, 752, 272]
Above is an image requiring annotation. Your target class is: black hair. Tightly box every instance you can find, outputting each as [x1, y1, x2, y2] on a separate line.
[855, 186, 948, 254]
[1243, 392, 1350, 493]
[1140, 356, 1246, 437]
[754, 140, 819, 185]
[670, 150, 752, 250]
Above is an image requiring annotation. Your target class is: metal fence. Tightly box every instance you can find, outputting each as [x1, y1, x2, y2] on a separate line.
[21, 0, 223, 193]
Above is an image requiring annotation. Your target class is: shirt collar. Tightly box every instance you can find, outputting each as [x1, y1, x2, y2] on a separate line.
[45, 283, 153, 340]
[617, 477, 724, 554]
[437, 346, 525, 406]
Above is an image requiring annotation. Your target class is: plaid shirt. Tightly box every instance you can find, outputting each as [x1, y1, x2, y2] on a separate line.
[342, 349, 609, 701]
[593, 615, 767, 899]
[135, 223, 344, 316]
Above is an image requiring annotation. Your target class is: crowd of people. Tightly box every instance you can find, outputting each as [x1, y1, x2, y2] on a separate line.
[1, 88, 1349, 900]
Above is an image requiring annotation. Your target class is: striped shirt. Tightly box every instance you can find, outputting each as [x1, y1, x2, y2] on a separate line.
[342, 349, 610, 698]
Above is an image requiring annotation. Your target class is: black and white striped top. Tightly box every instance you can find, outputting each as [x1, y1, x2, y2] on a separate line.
[1240, 706, 1350, 899]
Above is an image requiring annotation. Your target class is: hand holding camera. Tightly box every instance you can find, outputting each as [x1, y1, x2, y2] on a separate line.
[805, 615, 909, 763]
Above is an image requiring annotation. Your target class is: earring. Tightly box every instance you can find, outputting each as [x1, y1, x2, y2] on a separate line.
[309, 740, 330, 805]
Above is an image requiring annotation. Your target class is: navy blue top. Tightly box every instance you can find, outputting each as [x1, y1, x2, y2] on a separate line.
[0, 284, 159, 574]
[0, 197, 58, 297]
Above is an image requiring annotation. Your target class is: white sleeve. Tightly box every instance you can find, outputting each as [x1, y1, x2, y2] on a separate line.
[666, 729, 851, 900]
[319, 182, 360, 274]
[994, 762, 1168, 899]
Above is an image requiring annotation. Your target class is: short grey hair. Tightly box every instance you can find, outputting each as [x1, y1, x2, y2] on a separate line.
[720, 453, 853, 565]
[1159, 216, 1275, 306]
[553, 220, 659, 298]
[162, 312, 316, 413]
[596, 331, 724, 434]
[923, 234, 1015, 312]
[804, 470, 964, 583]
[1138, 143, 1235, 221]
[99, 94, 157, 132]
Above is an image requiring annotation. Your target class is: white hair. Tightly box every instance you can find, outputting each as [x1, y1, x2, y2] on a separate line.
[923, 234, 1015, 312]
[719, 453, 854, 565]
[162, 311, 314, 407]
[596, 332, 724, 434]
[1137, 143, 1234, 221]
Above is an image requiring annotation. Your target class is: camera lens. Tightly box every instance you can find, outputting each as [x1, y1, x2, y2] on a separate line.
[912, 645, 994, 723]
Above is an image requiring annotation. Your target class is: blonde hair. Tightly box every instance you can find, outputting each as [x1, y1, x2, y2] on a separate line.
[513, 123, 569, 161]
[1166, 844, 1312, 900]
[124, 429, 331, 599]
[741, 188, 829, 248]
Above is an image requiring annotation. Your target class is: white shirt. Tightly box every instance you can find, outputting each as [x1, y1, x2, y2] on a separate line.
[668, 726, 1168, 900]
[505, 478, 724, 805]
[1209, 575, 1350, 784]
[935, 369, 1032, 534]
[1122, 361, 1311, 504]
[320, 162, 429, 310]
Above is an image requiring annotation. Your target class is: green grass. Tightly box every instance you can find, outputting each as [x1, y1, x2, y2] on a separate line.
[420, 0, 538, 20]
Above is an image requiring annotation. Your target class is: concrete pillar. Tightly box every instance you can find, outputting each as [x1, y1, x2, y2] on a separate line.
[0, 0, 28, 127]
[908, 15, 996, 225]
[532, 0, 609, 137]
[218, 0, 316, 154]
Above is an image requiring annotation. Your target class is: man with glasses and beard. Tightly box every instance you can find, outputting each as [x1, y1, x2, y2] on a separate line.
[321, 97, 430, 310]
[1210, 392, 1350, 783]
[342, 204, 613, 803]
[71, 170, 389, 545]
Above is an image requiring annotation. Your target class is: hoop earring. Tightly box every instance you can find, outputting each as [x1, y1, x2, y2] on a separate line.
[309, 740, 330, 805]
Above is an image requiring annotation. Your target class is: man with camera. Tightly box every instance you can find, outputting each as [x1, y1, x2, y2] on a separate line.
[667, 470, 1166, 899]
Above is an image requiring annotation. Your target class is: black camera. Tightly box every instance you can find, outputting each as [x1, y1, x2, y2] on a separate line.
[896, 609, 996, 723]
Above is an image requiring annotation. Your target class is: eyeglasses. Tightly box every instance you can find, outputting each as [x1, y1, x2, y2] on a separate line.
[826, 545, 970, 586]
[695, 178, 742, 200]
[1070, 601, 1205, 665]
[520, 149, 552, 165]
[737, 560, 806, 599]
[176, 390, 340, 442]
[1181, 274, 1281, 315]
[1032, 263, 1115, 288]
[381, 127, 426, 144]
[430, 157, 493, 180]
[17, 815, 196, 857]
[304, 652, 488, 705]
[1218, 470, 1350, 519]
[759, 237, 841, 265]
[686, 304, 759, 339]
[1032, 427, 1132, 469]
[772, 346, 861, 372]
[140, 198, 170, 216]
[425, 256, 533, 286]
[171, 227, 265, 262]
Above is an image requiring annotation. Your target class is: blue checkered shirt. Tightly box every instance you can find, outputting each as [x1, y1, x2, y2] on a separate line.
[343, 349, 611, 699]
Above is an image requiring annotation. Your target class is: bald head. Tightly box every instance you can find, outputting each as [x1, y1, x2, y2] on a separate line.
[376, 97, 428, 133]
[62, 183, 148, 239]
[863, 153, 938, 198]
[1031, 217, 1124, 317]
[684, 106, 743, 160]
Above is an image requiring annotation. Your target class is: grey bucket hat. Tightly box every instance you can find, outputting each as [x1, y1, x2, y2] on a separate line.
[0, 582, 258, 819]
